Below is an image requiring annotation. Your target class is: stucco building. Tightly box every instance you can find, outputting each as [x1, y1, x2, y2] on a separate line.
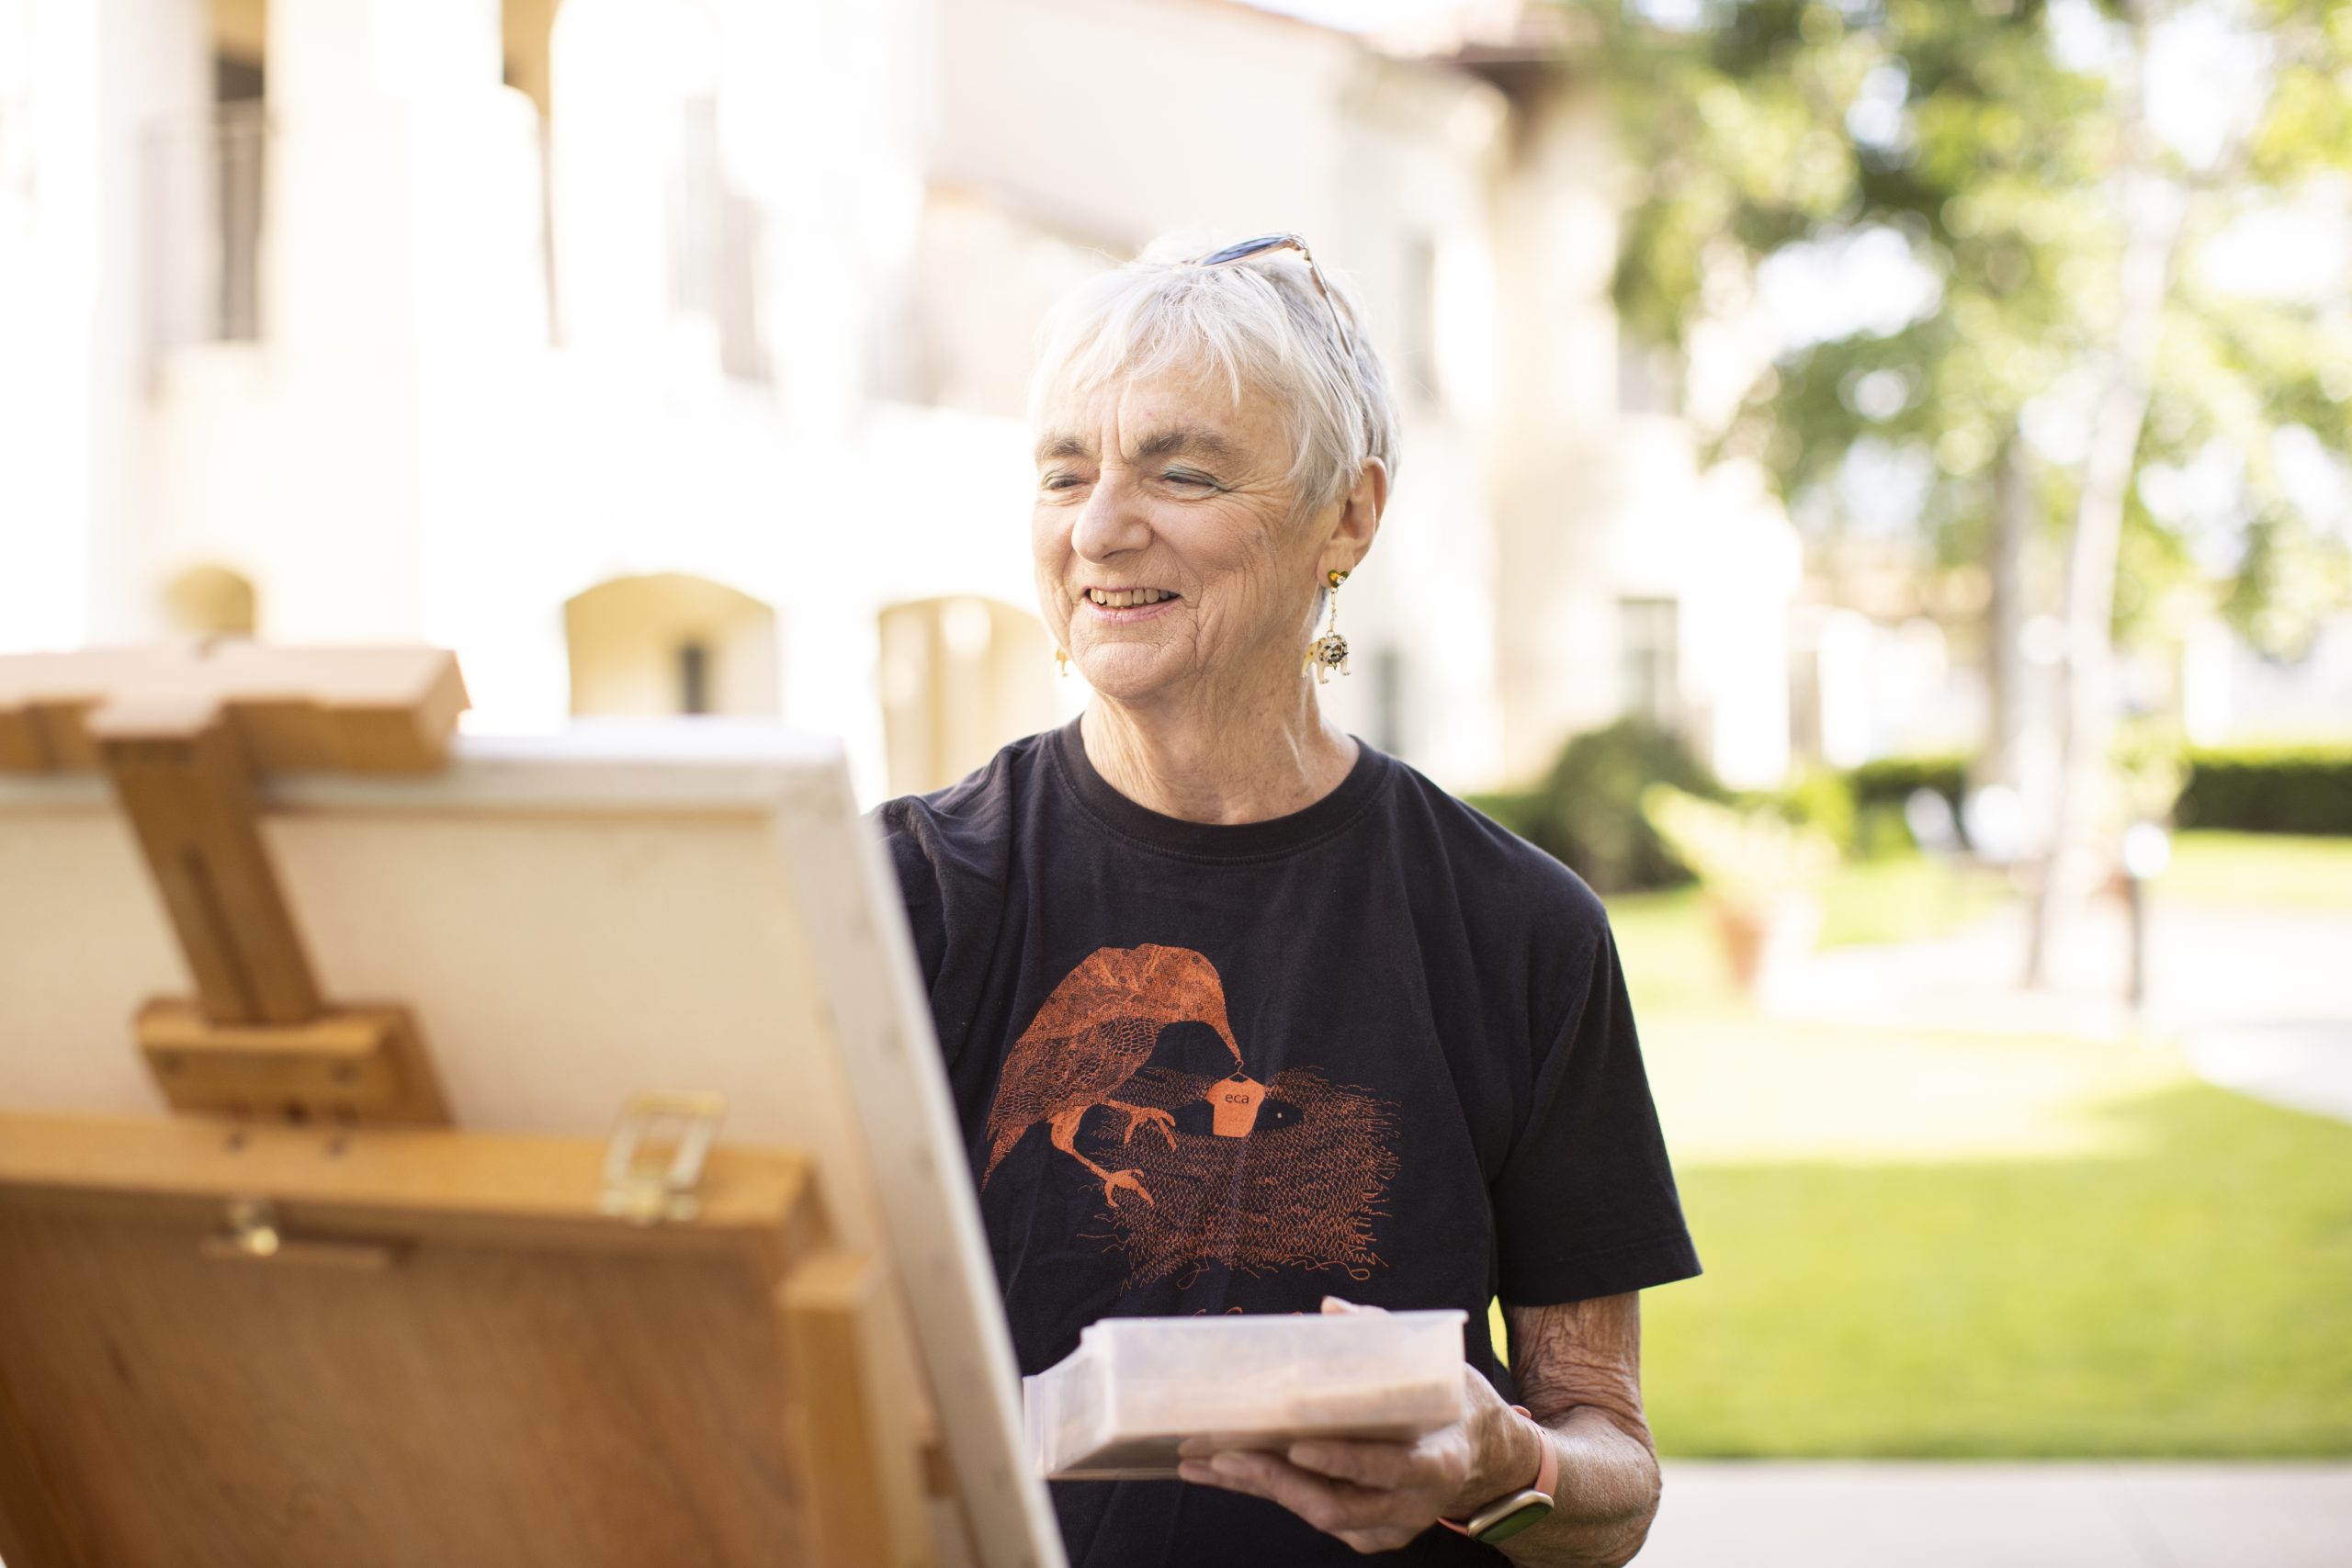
[0, 0, 1803, 800]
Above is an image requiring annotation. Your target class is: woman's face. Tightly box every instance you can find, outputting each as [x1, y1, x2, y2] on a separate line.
[1032, 362, 1337, 706]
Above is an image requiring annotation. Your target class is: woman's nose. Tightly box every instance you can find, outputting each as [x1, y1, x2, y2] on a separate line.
[1070, 469, 1151, 560]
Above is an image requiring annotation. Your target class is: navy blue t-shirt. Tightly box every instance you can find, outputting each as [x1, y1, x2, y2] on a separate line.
[877, 719, 1699, 1567]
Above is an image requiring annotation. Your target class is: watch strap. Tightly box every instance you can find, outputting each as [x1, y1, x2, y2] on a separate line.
[1514, 1404, 1558, 1500]
[1438, 1405, 1555, 1539]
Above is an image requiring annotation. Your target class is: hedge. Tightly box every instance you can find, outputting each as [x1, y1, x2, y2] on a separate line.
[2177, 745, 2352, 836]
[1846, 755, 1969, 818]
[1474, 740, 2352, 891]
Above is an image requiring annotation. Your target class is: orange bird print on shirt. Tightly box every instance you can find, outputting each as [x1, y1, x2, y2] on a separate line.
[984, 944, 1245, 1208]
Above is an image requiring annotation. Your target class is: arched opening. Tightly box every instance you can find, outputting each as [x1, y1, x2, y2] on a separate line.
[161, 564, 259, 637]
[502, 0, 563, 124]
[877, 596, 1056, 795]
[564, 572, 780, 717]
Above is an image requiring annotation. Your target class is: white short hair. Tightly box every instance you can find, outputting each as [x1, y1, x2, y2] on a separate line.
[1028, 232, 1401, 513]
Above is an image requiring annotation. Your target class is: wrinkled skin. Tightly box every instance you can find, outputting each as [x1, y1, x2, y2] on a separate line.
[1178, 1296, 1662, 1564]
[1031, 362, 1382, 824]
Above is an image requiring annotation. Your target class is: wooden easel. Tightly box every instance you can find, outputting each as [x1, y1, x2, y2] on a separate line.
[0, 647, 956, 1568]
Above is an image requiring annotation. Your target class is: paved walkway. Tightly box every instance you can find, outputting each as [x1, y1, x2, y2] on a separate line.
[2153, 905, 2352, 1124]
[1768, 900, 2352, 1125]
[1637, 1461, 2352, 1566]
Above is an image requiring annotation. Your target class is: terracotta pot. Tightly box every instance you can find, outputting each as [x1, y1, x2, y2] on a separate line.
[1705, 890, 1822, 997]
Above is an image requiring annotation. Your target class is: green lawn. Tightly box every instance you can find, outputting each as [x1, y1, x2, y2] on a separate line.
[2158, 830, 2352, 911]
[1574, 839, 2352, 1458]
[1812, 854, 2012, 950]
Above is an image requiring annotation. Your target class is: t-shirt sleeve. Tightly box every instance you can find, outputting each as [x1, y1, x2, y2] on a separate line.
[1491, 917, 1702, 1304]
[872, 798, 950, 1000]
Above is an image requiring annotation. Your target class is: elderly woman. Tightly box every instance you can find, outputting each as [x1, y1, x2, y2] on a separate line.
[878, 235, 1700, 1567]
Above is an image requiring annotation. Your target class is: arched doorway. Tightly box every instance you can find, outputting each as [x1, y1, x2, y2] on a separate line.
[161, 564, 259, 637]
[877, 596, 1055, 795]
[564, 572, 779, 716]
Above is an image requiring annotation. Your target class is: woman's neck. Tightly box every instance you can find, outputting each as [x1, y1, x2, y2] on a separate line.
[1080, 672, 1359, 826]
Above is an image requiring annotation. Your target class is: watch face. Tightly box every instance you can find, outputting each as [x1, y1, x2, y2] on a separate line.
[1474, 1496, 1555, 1545]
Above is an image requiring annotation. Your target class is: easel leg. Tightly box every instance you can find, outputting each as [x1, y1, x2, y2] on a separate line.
[777, 1250, 936, 1568]
[99, 717, 320, 1025]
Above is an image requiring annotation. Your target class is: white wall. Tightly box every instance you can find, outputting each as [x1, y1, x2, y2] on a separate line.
[0, 0, 207, 652]
[933, 0, 1354, 249]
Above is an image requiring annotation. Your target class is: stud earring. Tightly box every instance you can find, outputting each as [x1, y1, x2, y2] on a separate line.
[1304, 569, 1351, 683]
[1055, 647, 1070, 677]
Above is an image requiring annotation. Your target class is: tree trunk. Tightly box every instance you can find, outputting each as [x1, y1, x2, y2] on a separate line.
[1982, 427, 2032, 801]
[2023, 23, 2183, 986]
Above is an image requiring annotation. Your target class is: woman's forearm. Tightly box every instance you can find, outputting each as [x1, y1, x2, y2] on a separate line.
[1500, 1405, 1663, 1568]
[1487, 1293, 1662, 1566]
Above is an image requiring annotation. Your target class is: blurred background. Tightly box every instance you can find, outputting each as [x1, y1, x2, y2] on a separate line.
[0, 0, 2346, 1559]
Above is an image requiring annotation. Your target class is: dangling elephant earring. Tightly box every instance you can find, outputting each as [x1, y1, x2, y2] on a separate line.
[1055, 648, 1070, 677]
[1304, 570, 1351, 683]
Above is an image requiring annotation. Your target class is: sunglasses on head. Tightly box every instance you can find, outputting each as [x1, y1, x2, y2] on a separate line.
[1187, 233, 1358, 363]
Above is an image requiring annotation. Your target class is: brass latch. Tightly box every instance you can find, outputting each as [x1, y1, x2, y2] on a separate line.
[200, 1196, 401, 1269]
[598, 1091, 727, 1225]
[219, 1196, 285, 1258]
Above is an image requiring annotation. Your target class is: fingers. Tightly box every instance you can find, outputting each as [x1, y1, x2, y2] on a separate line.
[1283, 1438, 1421, 1491]
[1318, 1294, 1389, 1315]
[1179, 1450, 1422, 1546]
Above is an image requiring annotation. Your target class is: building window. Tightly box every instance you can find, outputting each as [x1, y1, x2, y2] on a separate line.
[677, 639, 710, 715]
[1620, 597, 1679, 728]
[146, 99, 266, 355]
[671, 98, 768, 384]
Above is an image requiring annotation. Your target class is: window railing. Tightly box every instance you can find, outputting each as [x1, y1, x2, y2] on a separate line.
[139, 94, 762, 384]
[666, 98, 769, 384]
[143, 101, 266, 357]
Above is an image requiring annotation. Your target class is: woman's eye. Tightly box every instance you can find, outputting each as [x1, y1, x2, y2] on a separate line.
[1042, 473, 1085, 491]
[1163, 470, 1216, 489]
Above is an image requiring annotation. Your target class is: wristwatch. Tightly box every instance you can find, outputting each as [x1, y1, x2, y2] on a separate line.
[1440, 1404, 1557, 1545]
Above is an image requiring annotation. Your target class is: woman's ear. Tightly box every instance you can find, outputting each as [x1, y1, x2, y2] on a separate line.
[1327, 457, 1387, 577]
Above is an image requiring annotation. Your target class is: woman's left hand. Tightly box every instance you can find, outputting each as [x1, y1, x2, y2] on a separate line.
[1173, 1297, 1541, 1556]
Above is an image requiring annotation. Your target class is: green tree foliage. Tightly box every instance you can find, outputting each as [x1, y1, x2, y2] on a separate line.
[1603, 0, 2352, 657]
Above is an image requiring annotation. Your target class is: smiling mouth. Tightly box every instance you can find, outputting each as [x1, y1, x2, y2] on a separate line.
[1085, 588, 1179, 608]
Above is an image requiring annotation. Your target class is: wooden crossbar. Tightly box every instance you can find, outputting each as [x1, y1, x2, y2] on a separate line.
[0, 643, 467, 775]
[0, 645, 467, 1111]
